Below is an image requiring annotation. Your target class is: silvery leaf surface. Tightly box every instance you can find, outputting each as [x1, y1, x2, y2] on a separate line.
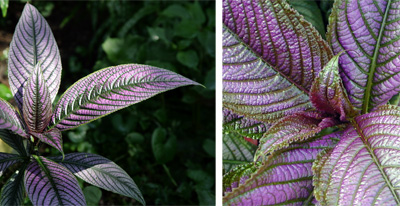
[328, 0, 400, 113]
[223, 0, 332, 123]
[313, 105, 400, 205]
[52, 64, 199, 131]
[223, 132, 257, 172]
[8, 3, 62, 109]
[24, 156, 86, 206]
[22, 63, 52, 133]
[51, 152, 145, 205]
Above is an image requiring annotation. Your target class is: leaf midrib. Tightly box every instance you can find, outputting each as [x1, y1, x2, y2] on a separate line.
[350, 118, 400, 204]
[362, 0, 392, 114]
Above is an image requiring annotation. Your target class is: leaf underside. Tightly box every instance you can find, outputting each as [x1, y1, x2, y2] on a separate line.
[223, 108, 270, 139]
[8, 3, 62, 110]
[328, 0, 400, 113]
[223, 0, 332, 122]
[313, 105, 400, 205]
[24, 156, 86, 206]
[52, 64, 199, 131]
[223, 133, 337, 205]
[51, 152, 145, 205]
[223, 132, 257, 172]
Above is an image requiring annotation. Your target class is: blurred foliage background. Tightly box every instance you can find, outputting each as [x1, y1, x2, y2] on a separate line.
[0, 1, 215, 205]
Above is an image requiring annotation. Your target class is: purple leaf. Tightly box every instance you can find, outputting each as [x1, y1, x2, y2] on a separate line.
[52, 64, 199, 131]
[0, 153, 24, 177]
[255, 111, 339, 161]
[0, 98, 26, 137]
[328, 0, 400, 113]
[31, 128, 63, 156]
[313, 105, 400, 205]
[223, 132, 257, 172]
[310, 54, 358, 121]
[23, 63, 53, 133]
[0, 129, 27, 156]
[25, 155, 86, 206]
[223, 108, 270, 139]
[223, 133, 337, 205]
[8, 3, 62, 109]
[0, 162, 28, 206]
[51, 152, 145, 205]
[223, 0, 332, 122]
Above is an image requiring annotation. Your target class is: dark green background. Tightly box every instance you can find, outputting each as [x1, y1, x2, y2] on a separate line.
[0, 1, 215, 205]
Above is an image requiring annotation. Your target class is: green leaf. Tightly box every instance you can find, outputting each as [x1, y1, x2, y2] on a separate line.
[151, 128, 176, 164]
[83, 186, 102, 205]
[0, 84, 12, 101]
[0, 162, 28, 206]
[288, 0, 326, 38]
[0, 0, 8, 17]
[177, 50, 199, 69]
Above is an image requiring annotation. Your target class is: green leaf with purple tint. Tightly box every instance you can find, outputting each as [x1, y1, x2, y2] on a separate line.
[223, 162, 260, 195]
[8, 3, 62, 109]
[223, 133, 336, 205]
[328, 0, 400, 113]
[0, 162, 28, 206]
[0, 153, 24, 177]
[223, 108, 269, 139]
[52, 64, 200, 131]
[51, 152, 145, 205]
[31, 128, 63, 156]
[24, 155, 86, 206]
[310, 54, 357, 121]
[223, 132, 257, 172]
[255, 111, 338, 161]
[313, 105, 400, 205]
[223, 0, 332, 122]
[0, 130, 27, 156]
[23, 63, 53, 133]
[0, 98, 26, 137]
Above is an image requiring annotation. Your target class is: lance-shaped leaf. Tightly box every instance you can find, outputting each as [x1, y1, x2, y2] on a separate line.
[24, 155, 86, 206]
[328, 0, 400, 113]
[223, 132, 257, 172]
[313, 105, 400, 205]
[310, 53, 357, 121]
[0, 98, 26, 137]
[223, 162, 261, 194]
[51, 152, 145, 205]
[255, 111, 338, 161]
[31, 128, 63, 156]
[23, 63, 53, 133]
[8, 3, 62, 109]
[223, 0, 332, 122]
[223, 133, 337, 205]
[52, 64, 200, 131]
[0, 130, 27, 156]
[0, 162, 28, 206]
[223, 108, 269, 139]
[0, 152, 24, 177]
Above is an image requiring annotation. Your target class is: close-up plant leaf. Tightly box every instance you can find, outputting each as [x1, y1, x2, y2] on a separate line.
[0, 3, 202, 205]
[223, 0, 400, 205]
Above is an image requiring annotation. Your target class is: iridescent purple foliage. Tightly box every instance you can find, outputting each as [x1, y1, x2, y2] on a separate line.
[223, 0, 400, 205]
[0, 3, 199, 206]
